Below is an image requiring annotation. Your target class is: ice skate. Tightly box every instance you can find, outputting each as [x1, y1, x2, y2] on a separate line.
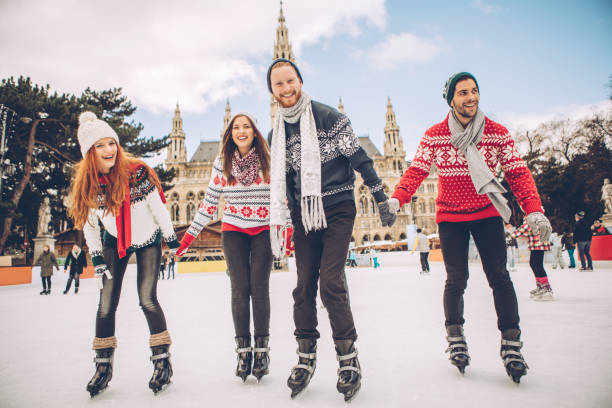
[334, 339, 361, 402]
[500, 329, 528, 384]
[235, 336, 252, 382]
[252, 336, 270, 382]
[149, 345, 173, 394]
[445, 325, 470, 374]
[529, 283, 543, 299]
[533, 284, 553, 301]
[86, 348, 114, 397]
[287, 338, 316, 399]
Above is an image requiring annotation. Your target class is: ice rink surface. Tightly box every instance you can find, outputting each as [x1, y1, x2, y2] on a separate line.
[1, 256, 611, 407]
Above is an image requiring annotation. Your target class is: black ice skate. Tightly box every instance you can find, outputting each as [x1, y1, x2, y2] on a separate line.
[500, 329, 529, 384]
[252, 336, 270, 382]
[287, 338, 317, 399]
[235, 337, 252, 382]
[149, 345, 173, 393]
[445, 325, 470, 374]
[334, 339, 361, 403]
[86, 348, 114, 397]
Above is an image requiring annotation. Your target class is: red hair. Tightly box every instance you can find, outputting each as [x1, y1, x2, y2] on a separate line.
[68, 144, 162, 229]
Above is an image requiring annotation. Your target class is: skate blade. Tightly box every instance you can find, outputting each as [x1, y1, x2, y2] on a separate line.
[253, 371, 268, 382]
[151, 380, 172, 394]
[342, 384, 361, 403]
[290, 388, 305, 399]
[88, 384, 108, 398]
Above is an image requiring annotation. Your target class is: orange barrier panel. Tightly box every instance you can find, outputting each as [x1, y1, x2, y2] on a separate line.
[81, 266, 95, 279]
[591, 235, 612, 261]
[0, 267, 32, 286]
[429, 249, 443, 262]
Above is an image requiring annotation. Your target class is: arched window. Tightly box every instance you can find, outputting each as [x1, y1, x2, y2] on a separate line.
[360, 197, 368, 215]
[171, 192, 179, 201]
[350, 236, 355, 242]
[362, 234, 370, 244]
[428, 199, 436, 214]
[370, 199, 376, 214]
[186, 202, 195, 222]
[384, 233, 392, 241]
[373, 234, 381, 241]
[171, 203, 180, 222]
[399, 233, 406, 240]
[419, 201, 426, 213]
[187, 191, 195, 201]
[198, 191, 205, 201]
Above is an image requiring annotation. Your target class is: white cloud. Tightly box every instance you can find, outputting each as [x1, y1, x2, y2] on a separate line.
[357, 32, 443, 70]
[0, 0, 386, 114]
[493, 100, 612, 132]
[470, 0, 502, 15]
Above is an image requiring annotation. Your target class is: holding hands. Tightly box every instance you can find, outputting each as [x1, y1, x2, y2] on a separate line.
[176, 233, 196, 257]
[378, 199, 397, 227]
[526, 212, 552, 243]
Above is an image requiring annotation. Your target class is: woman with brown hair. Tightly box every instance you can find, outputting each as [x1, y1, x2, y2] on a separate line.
[68, 111, 179, 396]
[177, 112, 273, 382]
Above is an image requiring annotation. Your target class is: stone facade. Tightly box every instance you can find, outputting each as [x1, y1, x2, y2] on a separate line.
[164, 4, 438, 243]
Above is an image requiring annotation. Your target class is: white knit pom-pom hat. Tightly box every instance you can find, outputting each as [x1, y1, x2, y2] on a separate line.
[77, 111, 120, 157]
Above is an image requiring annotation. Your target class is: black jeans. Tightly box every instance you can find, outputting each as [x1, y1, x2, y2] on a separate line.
[291, 200, 357, 341]
[222, 229, 272, 338]
[41, 276, 51, 291]
[529, 250, 547, 278]
[576, 241, 593, 269]
[96, 243, 168, 338]
[439, 217, 520, 332]
[420, 252, 430, 272]
[65, 272, 80, 291]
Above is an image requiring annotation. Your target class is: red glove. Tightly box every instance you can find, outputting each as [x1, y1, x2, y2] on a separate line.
[176, 233, 196, 256]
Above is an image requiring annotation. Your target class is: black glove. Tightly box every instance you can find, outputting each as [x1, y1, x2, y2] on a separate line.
[378, 200, 397, 227]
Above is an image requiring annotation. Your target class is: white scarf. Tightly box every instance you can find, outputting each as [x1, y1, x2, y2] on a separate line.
[448, 109, 511, 222]
[269, 92, 326, 257]
[72, 247, 81, 258]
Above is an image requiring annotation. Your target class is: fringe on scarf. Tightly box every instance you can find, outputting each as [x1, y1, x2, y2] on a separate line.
[270, 225, 284, 258]
[301, 195, 327, 232]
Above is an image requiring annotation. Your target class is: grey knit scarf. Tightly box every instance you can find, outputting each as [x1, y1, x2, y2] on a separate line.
[449, 109, 511, 222]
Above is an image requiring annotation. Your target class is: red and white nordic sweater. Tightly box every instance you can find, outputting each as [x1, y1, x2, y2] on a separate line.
[392, 113, 543, 223]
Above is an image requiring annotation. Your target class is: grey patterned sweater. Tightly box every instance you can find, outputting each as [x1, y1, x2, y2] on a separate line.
[269, 100, 386, 210]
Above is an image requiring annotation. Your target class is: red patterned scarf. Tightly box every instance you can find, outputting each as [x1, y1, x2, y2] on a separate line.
[231, 147, 260, 185]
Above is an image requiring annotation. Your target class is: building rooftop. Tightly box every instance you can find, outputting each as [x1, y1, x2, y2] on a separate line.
[358, 136, 382, 157]
[190, 141, 221, 163]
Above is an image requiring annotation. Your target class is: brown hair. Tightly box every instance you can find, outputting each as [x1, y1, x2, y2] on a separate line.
[220, 115, 270, 185]
[68, 144, 163, 229]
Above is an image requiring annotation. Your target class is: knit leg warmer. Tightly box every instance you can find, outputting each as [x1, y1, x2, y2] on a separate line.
[92, 336, 117, 350]
[149, 330, 172, 347]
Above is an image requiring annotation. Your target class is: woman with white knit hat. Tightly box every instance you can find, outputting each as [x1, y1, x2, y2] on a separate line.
[68, 111, 179, 396]
[176, 112, 273, 383]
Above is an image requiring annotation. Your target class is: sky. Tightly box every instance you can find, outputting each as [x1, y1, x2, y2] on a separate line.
[1, 0, 611, 164]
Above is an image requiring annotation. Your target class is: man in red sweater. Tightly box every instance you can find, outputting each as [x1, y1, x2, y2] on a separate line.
[389, 72, 551, 384]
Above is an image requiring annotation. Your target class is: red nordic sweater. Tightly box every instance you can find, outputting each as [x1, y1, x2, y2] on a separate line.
[392, 114, 543, 223]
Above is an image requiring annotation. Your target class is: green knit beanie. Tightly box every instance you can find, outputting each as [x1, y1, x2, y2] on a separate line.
[443, 72, 479, 106]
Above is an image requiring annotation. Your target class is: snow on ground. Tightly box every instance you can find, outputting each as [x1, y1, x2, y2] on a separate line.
[1, 255, 611, 407]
